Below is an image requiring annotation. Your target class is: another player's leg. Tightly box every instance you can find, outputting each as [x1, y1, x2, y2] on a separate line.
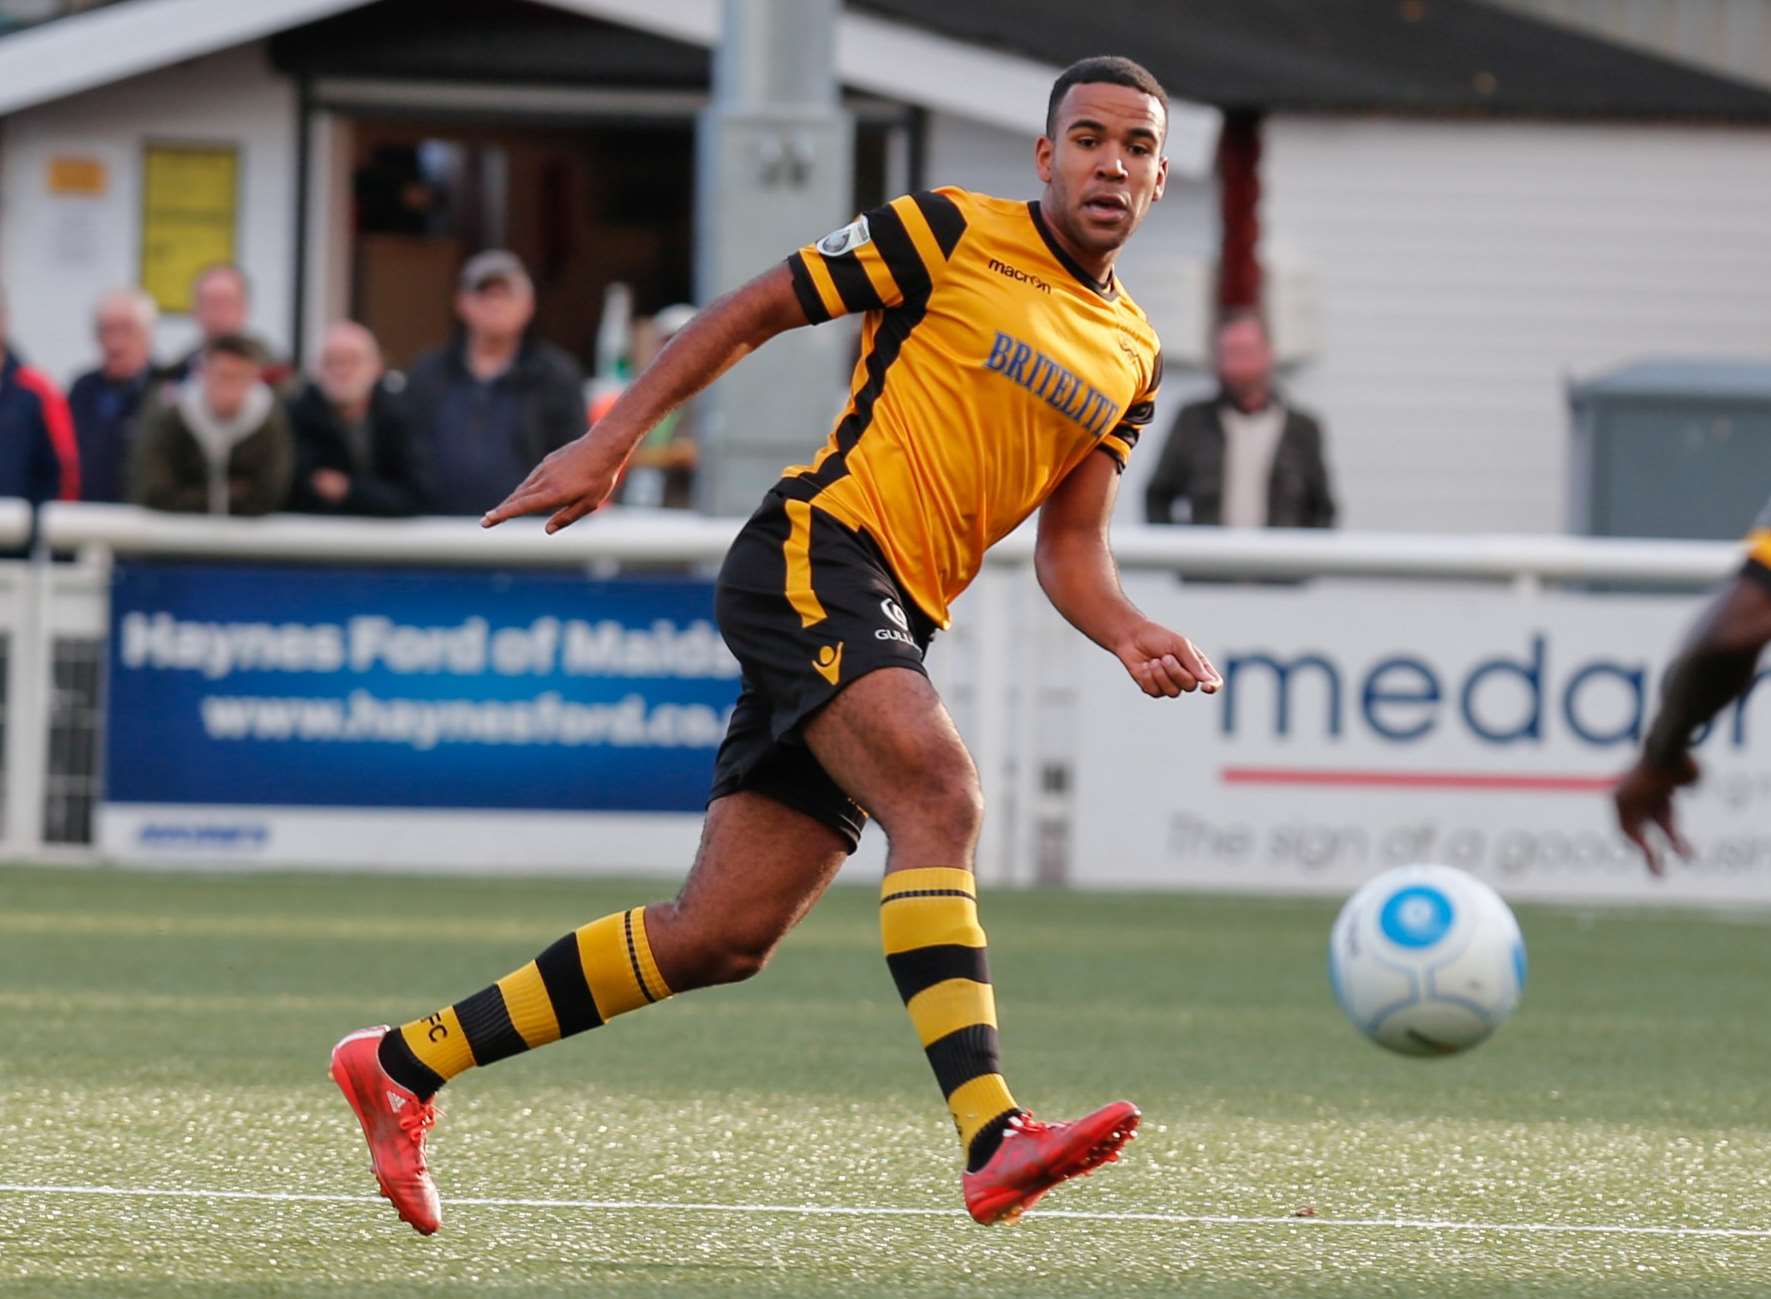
[804, 667, 1139, 1224]
[331, 789, 848, 1234]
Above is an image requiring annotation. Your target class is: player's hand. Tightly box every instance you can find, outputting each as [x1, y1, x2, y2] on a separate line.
[1113, 620, 1221, 699]
[482, 433, 625, 533]
[1613, 755, 1698, 876]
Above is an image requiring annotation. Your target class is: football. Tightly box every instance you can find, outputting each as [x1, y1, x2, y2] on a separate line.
[1329, 864, 1526, 1057]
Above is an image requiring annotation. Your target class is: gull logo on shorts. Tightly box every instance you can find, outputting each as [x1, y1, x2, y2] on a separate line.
[875, 597, 919, 650]
[813, 642, 844, 685]
[817, 216, 871, 258]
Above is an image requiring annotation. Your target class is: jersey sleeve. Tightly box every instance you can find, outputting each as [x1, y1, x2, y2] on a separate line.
[1099, 350, 1162, 473]
[786, 188, 969, 324]
[1743, 496, 1771, 589]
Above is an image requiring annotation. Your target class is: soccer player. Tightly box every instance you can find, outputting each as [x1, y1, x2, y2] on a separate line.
[331, 55, 1221, 1235]
[1615, 506, 1771, 871]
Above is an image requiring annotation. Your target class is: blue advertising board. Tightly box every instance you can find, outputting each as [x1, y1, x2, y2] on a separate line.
[105, 563, 741, 814]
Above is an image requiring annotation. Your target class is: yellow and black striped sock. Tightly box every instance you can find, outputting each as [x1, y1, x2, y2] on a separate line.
[880, 868, 1021, 1171]
[377, 906, 671, 1098]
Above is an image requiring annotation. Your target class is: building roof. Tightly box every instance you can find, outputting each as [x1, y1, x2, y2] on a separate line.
[270, 0, 707, 89]
[8, 0, 1771, 136]
[0, 0, 1214, 175]
[855, 0, 1771, 121]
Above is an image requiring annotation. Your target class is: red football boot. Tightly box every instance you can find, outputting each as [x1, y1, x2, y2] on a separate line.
[329, 1026, 443, 1235]
[962, 1101, 1141, 1225]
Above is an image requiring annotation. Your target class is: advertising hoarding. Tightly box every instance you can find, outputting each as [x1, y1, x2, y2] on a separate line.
[101, 562, 740, 869]
[1071, 581, 1771, 904]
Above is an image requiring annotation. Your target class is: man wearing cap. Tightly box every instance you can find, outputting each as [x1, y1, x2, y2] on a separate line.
[404, 251, 587, 515]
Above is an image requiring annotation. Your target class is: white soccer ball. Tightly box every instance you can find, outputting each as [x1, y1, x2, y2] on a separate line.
[1329, 864, 1526, 1057]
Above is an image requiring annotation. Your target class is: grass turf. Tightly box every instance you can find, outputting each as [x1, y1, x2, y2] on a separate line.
[0, 864, 1767, 1297]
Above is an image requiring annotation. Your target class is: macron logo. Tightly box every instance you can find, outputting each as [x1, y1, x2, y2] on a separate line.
[987, 258, 1052, 294]
[387, 1091, 407, 1111]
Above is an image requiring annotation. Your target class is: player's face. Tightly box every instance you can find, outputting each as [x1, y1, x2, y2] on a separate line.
[1036, 83, 1168, 259]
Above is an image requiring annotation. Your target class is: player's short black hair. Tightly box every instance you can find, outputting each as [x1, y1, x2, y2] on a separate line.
[1045, 56, 1169, 140]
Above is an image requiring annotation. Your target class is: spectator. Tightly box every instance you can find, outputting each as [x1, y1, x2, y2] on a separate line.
[160, 264, 290, 388]
[405, 251, 585, 515]
[288, 322, 420, 517]
[1145, 309, 1336, 529]
[0, 281, 80, 507]
[68, 288, 158, 503]
[131, 334, 291, 516]
[612, 303, 699, 509]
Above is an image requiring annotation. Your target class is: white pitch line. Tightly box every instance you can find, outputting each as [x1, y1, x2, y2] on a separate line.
[0, 1184, 1768, 1240]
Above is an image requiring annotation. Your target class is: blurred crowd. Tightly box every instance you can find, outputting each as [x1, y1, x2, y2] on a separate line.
[0, 247, 1337, 531]
[0, 251, 699, 520]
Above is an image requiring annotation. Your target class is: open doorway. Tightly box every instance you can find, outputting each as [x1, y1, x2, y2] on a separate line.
[331, 111, 905, 380]
[347, 118, 695, 374]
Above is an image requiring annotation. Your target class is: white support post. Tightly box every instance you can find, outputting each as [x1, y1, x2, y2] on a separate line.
[971, 562, 1014, 886]
[1004, 566, 1045, 887]
[692, 0, 853, 514]
[5, 561, 51, 857]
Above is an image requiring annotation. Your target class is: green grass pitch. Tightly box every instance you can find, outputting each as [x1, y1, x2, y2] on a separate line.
[1, 863, 1768, 1298]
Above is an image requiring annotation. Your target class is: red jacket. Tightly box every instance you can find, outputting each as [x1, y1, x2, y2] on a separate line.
[0, 348, 79, 504]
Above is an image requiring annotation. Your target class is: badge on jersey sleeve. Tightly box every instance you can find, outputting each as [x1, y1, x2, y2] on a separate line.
[817, 216, 871, 257]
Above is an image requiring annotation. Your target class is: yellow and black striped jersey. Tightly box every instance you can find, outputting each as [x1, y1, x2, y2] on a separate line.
[781, 186, 1162, 627]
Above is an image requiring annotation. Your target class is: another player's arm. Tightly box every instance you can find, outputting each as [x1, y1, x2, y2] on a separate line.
[484, 264, 808, 533]
[1035, 449, 1220, 699]
[1616, 566, 1771, 873]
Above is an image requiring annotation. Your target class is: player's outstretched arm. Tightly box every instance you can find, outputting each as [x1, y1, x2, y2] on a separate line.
[483, 263, 810, 533]
[1035, 450, 1221, 699]
[1616, 570, 1771, 873]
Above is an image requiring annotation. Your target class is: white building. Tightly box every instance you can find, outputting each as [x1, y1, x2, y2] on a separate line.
[3, 0, 1769, 533]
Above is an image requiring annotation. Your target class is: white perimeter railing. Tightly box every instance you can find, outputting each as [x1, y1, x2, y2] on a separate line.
[39, 501, 1742, 584]
[3, 500, 1749, 879]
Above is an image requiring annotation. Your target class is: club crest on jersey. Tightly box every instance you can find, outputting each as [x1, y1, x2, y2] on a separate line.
[817, 216, 871, 257]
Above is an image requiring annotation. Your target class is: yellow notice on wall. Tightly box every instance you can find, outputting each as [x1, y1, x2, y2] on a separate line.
[140, 144, 239, 313]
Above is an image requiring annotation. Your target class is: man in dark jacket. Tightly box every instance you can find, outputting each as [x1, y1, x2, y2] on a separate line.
[0, 286, 80, 506]
[404, 251, 586, 515]
[1145, 309, 1335, 529]
[131, 335, 291, 516]
[289, 322, 419, 516]
[68, 288, 159, 502]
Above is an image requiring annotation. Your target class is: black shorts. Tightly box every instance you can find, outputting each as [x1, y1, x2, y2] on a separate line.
[708, 487, 938, 852]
